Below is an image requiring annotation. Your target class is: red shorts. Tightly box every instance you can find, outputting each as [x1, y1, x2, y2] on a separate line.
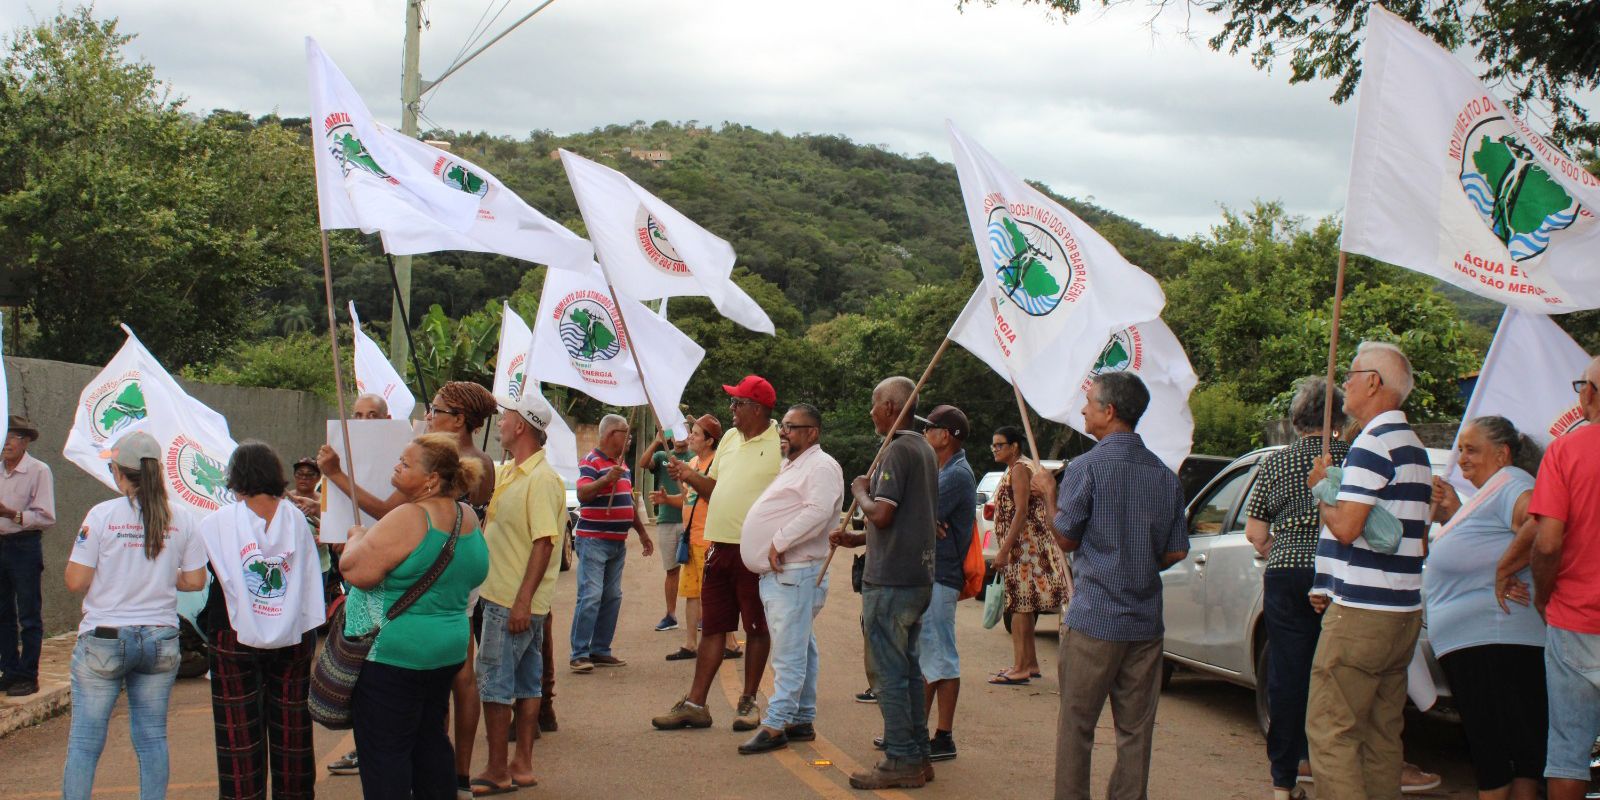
[700, 542, 767, 636]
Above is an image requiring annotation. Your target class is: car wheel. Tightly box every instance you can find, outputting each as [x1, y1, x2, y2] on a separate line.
[1254, 643, 1271, 737]
[1160, 659, 1175, 691]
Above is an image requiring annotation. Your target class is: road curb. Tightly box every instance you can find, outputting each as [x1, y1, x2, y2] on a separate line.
[0, 632, 75, 739]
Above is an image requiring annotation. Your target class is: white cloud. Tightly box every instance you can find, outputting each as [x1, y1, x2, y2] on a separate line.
[1, 0, 1369, 236]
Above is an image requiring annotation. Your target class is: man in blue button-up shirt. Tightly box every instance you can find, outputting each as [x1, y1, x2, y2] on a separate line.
[917, 404, 974, 762]
[1051, 372, 1188, 800]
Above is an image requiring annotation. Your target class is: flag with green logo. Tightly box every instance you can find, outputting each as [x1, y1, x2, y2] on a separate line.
[493, 302, 580, 482]
[348, 302, 416, 420]
[63, 326, 239, 515]
[305, 37, 478, 234]
[1342, 7, 1600, 312]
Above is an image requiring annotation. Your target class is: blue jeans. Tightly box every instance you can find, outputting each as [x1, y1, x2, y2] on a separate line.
[1263, 568, 1321, 788]
[1543, 624, 1600, 782]
[63, 626, 182, 800]
[862, 582, 932, 762]
[758, 561, 828, 730]
[0, 532, 44, 681]
[570, 537, 626, 660]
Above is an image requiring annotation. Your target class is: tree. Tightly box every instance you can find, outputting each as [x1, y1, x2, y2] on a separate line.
[963, 1, 1600, 147]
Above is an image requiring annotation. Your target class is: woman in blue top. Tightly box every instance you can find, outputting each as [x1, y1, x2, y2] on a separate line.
[1427, 416, 1546, 800]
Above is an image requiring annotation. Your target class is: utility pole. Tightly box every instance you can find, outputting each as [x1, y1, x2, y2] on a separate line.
[392, 0, 424, 372]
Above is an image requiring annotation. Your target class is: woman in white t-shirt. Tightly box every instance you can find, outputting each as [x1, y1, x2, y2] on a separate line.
[61, 431, 207, 800]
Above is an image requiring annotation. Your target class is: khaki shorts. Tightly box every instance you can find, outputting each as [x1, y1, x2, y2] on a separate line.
[656, 522, 685, 572]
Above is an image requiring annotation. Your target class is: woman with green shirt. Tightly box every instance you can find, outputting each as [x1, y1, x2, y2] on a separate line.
[338, 433, 490, 800]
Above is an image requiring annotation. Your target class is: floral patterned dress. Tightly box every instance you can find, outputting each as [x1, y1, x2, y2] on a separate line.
[995, 467, 1072, 614]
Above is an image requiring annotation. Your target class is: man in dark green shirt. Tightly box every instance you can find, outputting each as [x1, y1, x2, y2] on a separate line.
[640, 434, 689, 632]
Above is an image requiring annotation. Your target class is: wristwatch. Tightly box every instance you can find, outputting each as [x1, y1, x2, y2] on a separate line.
[12, 511, 21, 525]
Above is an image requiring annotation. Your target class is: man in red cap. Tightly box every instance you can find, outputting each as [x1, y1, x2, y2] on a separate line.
[653, 376, 782, 733]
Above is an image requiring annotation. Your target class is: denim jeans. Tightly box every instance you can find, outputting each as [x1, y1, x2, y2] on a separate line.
[1543, 625, 1600, 782]
[63, 625, 182, 800]
[0, 531, 44, 681]
[758, 561, 828, 730]
[862, 582, 932, 762]
[1262, 568, 1321, 788]
[569, 537, 627, 660]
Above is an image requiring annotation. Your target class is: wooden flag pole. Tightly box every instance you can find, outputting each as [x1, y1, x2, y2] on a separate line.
[817, 337, 953, 586]
[1321, 251, 1349, 459]
[320, 231, 360, 529]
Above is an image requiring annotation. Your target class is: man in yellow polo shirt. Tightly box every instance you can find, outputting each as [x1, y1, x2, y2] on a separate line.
[652, 375, 782, 733]
[472, 391, 566, 795]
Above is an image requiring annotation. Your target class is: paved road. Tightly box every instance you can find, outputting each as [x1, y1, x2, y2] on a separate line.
[0, 534, 1481, 799]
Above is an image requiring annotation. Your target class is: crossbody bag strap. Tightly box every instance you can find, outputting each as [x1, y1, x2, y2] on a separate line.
[384, 502, 465, 622]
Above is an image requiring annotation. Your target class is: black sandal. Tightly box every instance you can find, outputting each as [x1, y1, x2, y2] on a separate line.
[665, 647, 696, 661]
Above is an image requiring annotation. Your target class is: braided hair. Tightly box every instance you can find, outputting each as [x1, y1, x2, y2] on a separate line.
[435, 381, 497, 433]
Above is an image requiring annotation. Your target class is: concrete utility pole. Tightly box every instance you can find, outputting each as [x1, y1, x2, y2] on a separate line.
[392, 0, 424, 372]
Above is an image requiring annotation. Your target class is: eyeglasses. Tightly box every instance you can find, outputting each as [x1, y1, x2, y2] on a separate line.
[1342, 368, 1383, 386]
[778, 423, 815, 433]
[728, 397, 757, 409]
[1573, 379, 1596, 395]
[427, 405, 462, 417]
[990, 441, 1015, 450]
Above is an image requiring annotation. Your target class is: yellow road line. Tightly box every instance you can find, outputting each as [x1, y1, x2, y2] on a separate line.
[715, 656, 911, 799]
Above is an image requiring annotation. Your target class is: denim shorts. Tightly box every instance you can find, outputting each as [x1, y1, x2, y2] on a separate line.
[1543, 625, 1600, 782]
[918, 582, 961, 682]
[475, 600, 544, 705]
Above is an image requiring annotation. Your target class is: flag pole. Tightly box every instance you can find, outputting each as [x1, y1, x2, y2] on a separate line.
[989, 297, 1042, 461]
[321, 231, 360, 529]
[818, 336, 953, 586]
[1321, 251, 1349, 459]
[383, 253, 433, 403]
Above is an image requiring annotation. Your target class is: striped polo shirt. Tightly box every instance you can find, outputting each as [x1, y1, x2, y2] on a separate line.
[1312, 409, 1432, 612]
[575, 448, 635, 541]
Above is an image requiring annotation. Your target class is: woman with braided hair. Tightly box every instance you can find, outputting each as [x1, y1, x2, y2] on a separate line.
[317, 381, 498, 795]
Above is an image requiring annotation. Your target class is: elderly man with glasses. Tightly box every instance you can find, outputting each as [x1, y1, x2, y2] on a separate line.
[653, 375, 782, 733]
[569, 413, 654, 673]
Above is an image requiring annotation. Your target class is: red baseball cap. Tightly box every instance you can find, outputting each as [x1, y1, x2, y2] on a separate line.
[722, 375, 776, 409]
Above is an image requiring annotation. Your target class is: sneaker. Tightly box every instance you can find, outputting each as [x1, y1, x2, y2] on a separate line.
[854, 687, 877, 704]
[5, 679, 38, 697]
[654, 615, 679, 632]
[569, 658, 594, 673]
[1296, 761, 1312, 784]
[928, 733, 957, 762]
[872, 735, 886, 750]
[848, 757, 927, 790]
[590, 654, 627, 668]
[651, 697, 713, 730]
[784, 722, 816, 742]
[1400, 763, 1442, 794]
[326, 749, 359, 775]
[732, 694, 761, 732]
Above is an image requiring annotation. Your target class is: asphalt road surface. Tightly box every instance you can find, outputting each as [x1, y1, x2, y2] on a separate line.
[0, 533, 1484, 799]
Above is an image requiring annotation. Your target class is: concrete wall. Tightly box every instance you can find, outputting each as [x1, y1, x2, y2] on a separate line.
[4, 356, 340, 636]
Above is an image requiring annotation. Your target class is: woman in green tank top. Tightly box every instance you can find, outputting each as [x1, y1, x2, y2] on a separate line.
[336, 433, 489, 800]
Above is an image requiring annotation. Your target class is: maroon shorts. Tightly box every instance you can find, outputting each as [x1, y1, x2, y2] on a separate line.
[700, 542, 767, 636]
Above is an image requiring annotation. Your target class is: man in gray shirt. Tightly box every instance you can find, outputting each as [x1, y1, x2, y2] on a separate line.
[831, 376, 938, 790]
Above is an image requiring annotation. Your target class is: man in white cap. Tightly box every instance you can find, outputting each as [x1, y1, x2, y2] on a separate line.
[470, 391, 566, 795]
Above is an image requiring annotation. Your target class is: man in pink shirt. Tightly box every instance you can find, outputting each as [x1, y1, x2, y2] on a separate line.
[0, 415, 56, 697]
[1528, 355, 1600, 800]
[735, 403, 843, 755]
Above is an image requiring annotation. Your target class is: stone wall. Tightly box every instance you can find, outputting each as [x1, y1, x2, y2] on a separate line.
[4, 356, 340, 635]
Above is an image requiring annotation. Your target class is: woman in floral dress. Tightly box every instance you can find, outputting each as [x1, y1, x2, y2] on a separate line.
[990, 425, 1072, 686]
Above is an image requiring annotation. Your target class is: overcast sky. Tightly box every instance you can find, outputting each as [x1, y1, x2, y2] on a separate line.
[3, 0, 1394, 236]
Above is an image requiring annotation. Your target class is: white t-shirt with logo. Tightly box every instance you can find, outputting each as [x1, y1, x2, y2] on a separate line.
[69, 498, 206, 634]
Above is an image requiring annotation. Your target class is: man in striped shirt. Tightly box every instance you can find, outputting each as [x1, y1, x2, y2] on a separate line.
[569, 413, 654, 672]
[1304, 342, 1432, 800]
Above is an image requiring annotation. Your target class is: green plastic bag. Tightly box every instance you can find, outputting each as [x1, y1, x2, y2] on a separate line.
[982, 572, 1006, 629]
[1311, 466, 1404, 555]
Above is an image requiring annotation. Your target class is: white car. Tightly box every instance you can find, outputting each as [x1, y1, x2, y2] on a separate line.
[1160, 445, 1455, 733]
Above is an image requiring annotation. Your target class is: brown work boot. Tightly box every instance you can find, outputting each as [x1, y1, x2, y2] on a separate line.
[731, 694, 761, 732]
[922, 759, 935, 783]
[651, 697, 713, 730]
[538, 700, 558, 733]
[848, 758, 927, 790]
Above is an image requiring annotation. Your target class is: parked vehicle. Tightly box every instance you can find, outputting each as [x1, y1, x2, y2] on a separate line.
[1159, 445, 1455, 734]
[561, 475, 579, 571]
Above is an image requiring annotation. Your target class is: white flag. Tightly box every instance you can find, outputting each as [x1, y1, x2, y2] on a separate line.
[944, 122, 1167, 420]
[349, 302, 416, 420]
[1, 311, 7, 439]
[306, 37, 478, 233]
[63, 327, 239, 515]
[527, 262, 703, 433]
[493, 302, 580, 482]
[375, 130, 594, 270]
[559, 150, 774, 334]
[952, 288, 1196, 471]
[1448, 308, 1591, 489]
[1341, 7, 1600, 312]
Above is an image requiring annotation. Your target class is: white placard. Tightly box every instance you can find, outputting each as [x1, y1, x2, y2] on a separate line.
[322, 418, 413, 541]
